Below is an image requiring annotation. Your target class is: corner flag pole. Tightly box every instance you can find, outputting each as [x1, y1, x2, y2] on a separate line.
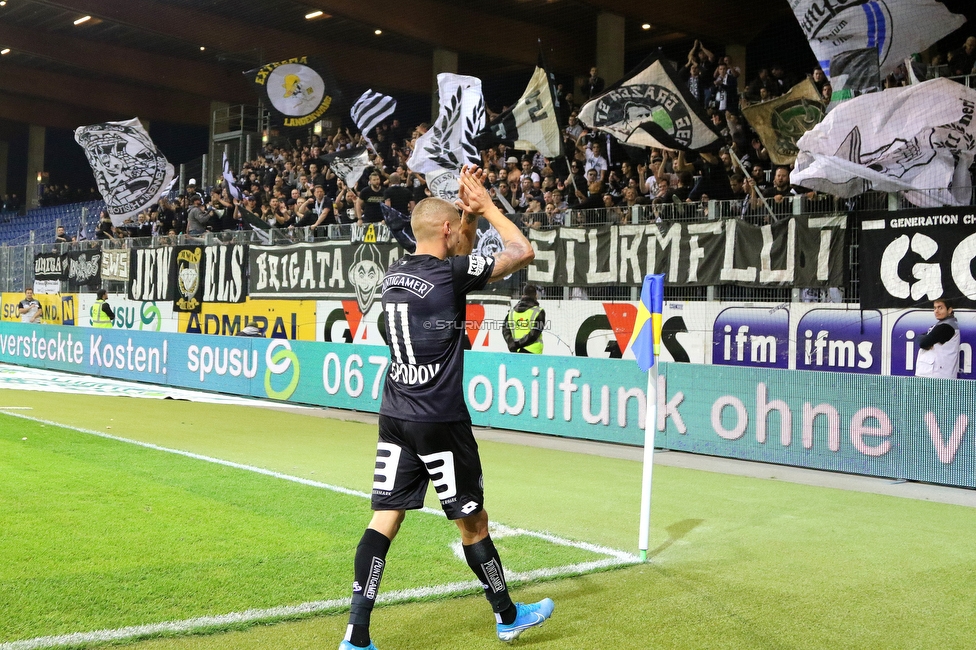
[632, 273, 664, 562]
[638, 360, 658, 562]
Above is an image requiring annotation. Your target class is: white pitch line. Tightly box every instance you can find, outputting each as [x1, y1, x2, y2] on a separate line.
[0, 406, 33, 410]
[0, 411, 640, 650]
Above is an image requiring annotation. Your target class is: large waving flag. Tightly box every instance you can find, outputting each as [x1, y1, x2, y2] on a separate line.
[407, 73, 485, 200]
[245, 56, 340, 127]
[789, 0, 965, 77]
[578, 55, 723, 152]
[74, 118, 175, 226]
[629, 274, 665, 372]
[351, 89, 397, 153]
[791, 78, 976, 207]
[479, 64, 561, 158]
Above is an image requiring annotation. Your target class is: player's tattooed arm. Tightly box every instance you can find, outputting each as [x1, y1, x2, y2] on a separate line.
[457, 165, 535, 282]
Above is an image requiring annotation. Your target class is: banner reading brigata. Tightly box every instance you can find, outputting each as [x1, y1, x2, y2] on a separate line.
[247, 242, 400, 301]
[526, 216, 846, 288]
[859, 208, 976, 309]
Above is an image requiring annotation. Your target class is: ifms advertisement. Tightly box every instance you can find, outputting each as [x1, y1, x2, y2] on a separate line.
[315, 297, 973, 379]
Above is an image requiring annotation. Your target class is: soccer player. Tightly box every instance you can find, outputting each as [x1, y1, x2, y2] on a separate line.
[339, 167, 554, 650]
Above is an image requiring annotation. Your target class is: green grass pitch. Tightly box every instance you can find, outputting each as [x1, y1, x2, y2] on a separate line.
[2, 391, 976, 649]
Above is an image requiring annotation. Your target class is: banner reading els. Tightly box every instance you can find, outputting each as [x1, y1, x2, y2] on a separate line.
[860, 208, 976, 309]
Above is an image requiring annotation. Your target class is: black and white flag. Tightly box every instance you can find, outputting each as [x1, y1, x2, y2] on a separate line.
[245, 56, 340, 127]
[222, 151, 241, 200]
[792, 78, 976, 207]
[789, 0, 965, 77]
[407, 73, 485, 200]
[578, 55, 723, 152]
[351, 89, 397, 153]
[323, 147, 371, 188]
[75, 118, 175, 226]
[480, 65, 561, 158]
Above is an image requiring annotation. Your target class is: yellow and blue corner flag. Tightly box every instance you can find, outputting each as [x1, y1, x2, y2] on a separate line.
[629, 274, 665, 372]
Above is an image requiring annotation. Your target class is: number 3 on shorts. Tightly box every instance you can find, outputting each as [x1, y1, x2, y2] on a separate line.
[373, 442, 402, 491]
[418, 451, 457, 500]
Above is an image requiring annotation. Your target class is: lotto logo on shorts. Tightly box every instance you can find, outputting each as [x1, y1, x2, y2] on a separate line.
[467, 255, 488, 276]
[461, 501, 479, 515]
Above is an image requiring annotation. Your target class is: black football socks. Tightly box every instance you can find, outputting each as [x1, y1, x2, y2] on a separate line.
[346, 528, 391, 647]
[462, 535, 518, 625]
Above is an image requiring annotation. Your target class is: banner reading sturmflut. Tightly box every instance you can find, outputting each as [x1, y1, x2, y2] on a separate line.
[859, 207, 976, 309]
[75, 118, 175, 226]
[525, 215, 847, 288]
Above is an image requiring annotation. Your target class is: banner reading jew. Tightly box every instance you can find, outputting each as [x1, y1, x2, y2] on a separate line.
[859, 208, 976, 309]
[525, 215, 847, 288]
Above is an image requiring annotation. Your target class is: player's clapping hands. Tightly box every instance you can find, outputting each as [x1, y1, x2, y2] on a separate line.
[456, 165, 493, 216]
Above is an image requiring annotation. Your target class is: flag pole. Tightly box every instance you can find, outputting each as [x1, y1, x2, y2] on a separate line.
[638, 359, 658, 562]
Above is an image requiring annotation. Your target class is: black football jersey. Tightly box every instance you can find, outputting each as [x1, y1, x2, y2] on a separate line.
[379, 253, 495, 422]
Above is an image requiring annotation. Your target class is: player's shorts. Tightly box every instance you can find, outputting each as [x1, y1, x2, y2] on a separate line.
[372, 415, 484, 520]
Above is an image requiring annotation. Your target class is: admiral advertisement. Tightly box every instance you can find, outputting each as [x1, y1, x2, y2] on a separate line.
[178, 299, 317, 340]
[2, 322, 975, 489]
[525, 215, 846, 288]
[859, 208, 976, 309]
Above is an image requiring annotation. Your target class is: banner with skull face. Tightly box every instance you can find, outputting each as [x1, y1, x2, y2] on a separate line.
[75, 118, 175, 227]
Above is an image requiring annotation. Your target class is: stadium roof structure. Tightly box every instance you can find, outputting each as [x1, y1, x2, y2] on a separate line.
[0, 0, 792, 129]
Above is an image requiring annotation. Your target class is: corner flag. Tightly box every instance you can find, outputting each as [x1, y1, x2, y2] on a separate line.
[630, 274, 664, 372]
[633, 273, 665, 562]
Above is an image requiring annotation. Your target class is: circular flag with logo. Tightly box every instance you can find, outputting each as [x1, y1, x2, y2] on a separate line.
[246, 57, 340, 127]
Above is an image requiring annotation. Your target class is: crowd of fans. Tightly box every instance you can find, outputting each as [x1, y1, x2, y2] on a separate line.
[44, 30, 976, 245]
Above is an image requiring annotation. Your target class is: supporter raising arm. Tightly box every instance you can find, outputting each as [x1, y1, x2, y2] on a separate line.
[455, 165, 534, 282]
